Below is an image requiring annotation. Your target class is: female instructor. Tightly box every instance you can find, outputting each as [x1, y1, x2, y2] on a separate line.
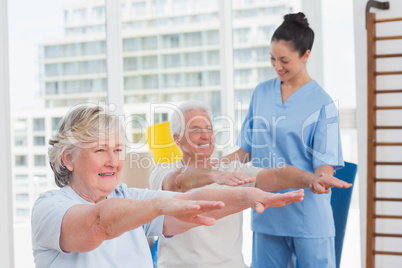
[227, 12, 344, 268]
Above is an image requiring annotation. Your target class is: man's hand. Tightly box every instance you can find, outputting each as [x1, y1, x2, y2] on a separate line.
[247, 189, 305, 213]
[213, 171, 256, 186]
[309, 173, 352, 194]
[159, 197, 225, 226]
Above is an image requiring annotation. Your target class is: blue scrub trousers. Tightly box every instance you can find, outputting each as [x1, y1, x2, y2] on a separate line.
[251, 232, 335, 268]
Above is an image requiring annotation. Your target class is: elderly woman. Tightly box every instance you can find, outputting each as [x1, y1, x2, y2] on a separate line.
[31, 105, 304, 267]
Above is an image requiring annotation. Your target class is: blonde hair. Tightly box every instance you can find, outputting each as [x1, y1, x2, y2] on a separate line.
[48, 105, 125, 187]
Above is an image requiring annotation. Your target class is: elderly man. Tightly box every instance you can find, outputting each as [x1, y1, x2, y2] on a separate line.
[149, 101, 351, 268]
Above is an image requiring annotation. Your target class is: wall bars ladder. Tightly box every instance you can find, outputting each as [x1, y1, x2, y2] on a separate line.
[366, 1, 402, 267]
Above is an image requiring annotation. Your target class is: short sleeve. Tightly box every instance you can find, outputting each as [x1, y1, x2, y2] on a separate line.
[112, 185, 177, 237]
[236, 92, 256, 153]
[149, 163, 181, 190]
[31, 191, 80, 253]
[311, 102, 344, 171]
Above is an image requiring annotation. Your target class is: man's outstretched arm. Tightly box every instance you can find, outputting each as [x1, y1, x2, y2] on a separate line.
[161, 166, 255, 192]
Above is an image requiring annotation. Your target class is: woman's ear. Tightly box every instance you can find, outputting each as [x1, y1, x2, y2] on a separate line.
[302, 49, 311, 63]
[62, 153, 74, 171]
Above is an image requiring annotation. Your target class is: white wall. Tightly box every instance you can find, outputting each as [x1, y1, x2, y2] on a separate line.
[354, 0, 402, 266]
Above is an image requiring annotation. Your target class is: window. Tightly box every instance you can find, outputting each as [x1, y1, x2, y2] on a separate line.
[233, 28, 251, 45]
[15, 155, 28, 167]
[162, 34, 180, 49]
[83, 41, 105, 55]
[194, 0, 218, 10]
[143, 36, 157, 50]
[132, 2, 146, 17]
[72, 8, 87, 24]
[125, 77, 142, 90]
[92, 6, 105, 21]
[44, 45, 62, 59]
[34, 155, 47, 167]
[205, 30, 219, 45]
[207, 51, 219, 65]
[143, 56, 158, 69]
[153, 113, 169, 124]
[51, 117, 62, 131]
[45, 64, 59, 77]
[163, 54, 181, 68]
[124, 57, 139, 71]
[257, 67, 275, 82]
[14, 118, 27, 132]
[151, 0, 168, 15]
[187, 72, 203, 87]
[164, 74, 183, 88]
[33, 136, 46, 146]
[33, 118, 45, 131]
[144, 75, 158, 89]
[123, 38, 141, 52]
[173, 16, 190, 25]
[256, 47, 269, 62]
[185, 32, 202, 47]
[16, 194, 29, 202]
[46, 82, 59, 95]
[186, 52, 203, 67]
[64, 43, 80, 57]
[16, 208, 30, 217]
[15, 175, 29, 181]
[234, 9, 258, 19]
[206, 71, 220, 86]
[234, 49, 252, 64]
[14, 136, 27, 146]
[172, 0, 190, 13]
[234, 69, 252, 85]
[263, 5, 285, 16]
[64, 10, 69, 24]
[258, 25, 275, 42]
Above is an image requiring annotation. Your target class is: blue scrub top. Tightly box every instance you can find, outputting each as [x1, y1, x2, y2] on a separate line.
[237, 78, 344, 238]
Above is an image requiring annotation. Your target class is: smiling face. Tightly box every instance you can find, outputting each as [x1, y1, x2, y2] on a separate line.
[270, 40, 310, 84]
[63, 135, 124, 203]
[174, 109, 215, 164]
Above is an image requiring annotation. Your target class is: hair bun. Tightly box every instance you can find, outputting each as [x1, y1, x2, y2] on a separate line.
[284, 12, 309, 28]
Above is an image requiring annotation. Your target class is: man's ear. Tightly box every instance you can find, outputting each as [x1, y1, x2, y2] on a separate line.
[62, 152, 74, 171]
[173, 133, 181, 146]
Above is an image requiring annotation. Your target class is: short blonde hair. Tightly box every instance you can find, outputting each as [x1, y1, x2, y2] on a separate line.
[48, 105, 125, 187]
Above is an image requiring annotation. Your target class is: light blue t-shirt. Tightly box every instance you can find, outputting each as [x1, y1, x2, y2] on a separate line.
[237, 78, 344, 238]
[31, 184, 175, 268]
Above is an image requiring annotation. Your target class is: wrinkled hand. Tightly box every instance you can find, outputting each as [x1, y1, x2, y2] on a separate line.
[160, 197, 225, 226]
[249, 189, 305, 213]
[309, 173, 352, 194]
[213, 171, 256, 186]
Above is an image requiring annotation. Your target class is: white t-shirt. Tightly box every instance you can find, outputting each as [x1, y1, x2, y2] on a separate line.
[149, 161, 262, 268]
[31, 184, 175, 268]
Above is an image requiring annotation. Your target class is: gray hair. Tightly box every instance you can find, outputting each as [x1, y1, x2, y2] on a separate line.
[169, 101, 212, 139]
[48, 105, 125, 187]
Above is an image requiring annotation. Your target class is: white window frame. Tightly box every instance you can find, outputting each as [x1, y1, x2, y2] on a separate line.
[0, 0, 15, 266]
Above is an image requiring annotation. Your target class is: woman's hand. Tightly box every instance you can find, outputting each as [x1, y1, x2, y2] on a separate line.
[309, 173, 352, 194]
[157, 197, 225, 226]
